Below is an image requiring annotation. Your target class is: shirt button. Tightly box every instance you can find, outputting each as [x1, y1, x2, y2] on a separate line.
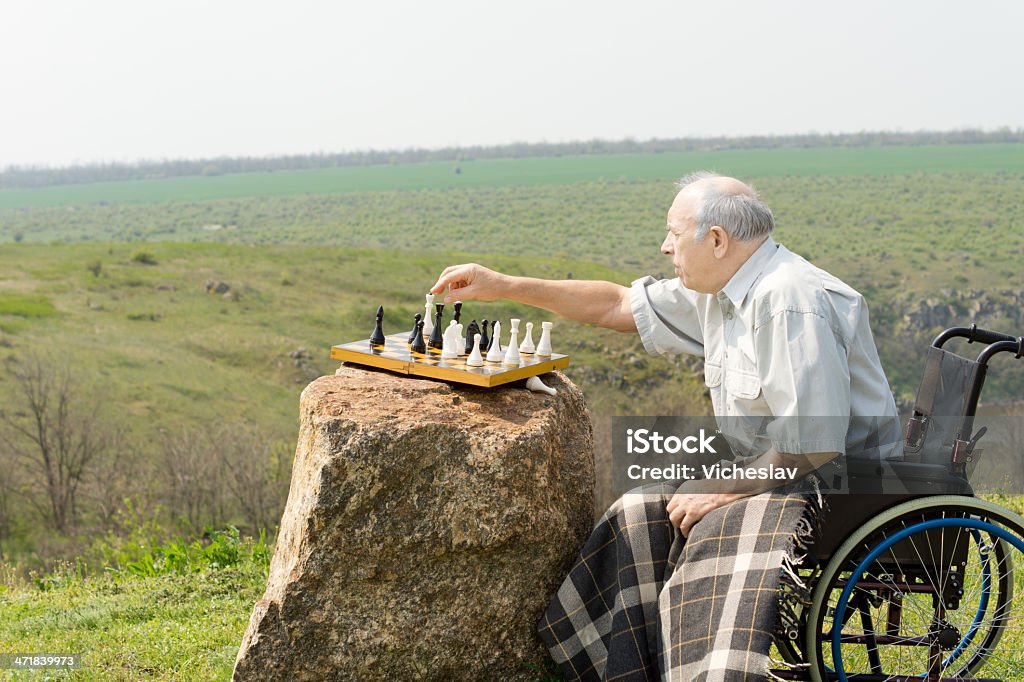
[726, 312, 734, 320]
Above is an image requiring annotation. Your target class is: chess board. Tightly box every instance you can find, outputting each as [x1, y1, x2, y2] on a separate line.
[331, 333, 570, 387]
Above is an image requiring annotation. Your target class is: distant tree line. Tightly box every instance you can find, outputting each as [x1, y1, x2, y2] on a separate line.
[2, 128, 1023, 190]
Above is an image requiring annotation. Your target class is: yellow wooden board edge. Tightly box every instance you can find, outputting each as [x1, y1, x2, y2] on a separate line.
[330, 345, 570, 387]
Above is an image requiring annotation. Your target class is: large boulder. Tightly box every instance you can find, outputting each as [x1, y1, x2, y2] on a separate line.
[233, 365, 594, 681]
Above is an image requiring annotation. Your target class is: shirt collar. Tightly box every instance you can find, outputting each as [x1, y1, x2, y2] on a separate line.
[718, 236, 778, 307]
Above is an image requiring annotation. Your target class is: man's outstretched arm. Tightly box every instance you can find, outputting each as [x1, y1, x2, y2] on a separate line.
[430, 263, 637, 333]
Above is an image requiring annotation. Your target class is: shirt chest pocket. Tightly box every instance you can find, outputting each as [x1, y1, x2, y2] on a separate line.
[706, 362, 770, 418]
[724, 371, 761, 400]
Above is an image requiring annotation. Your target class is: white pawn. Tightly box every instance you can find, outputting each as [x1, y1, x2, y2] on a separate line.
[441, 321, 459, 359]
[519, 322, 536, 354]
[423, 293, 435, 335]
[486, 321, 504, 362]
[536, 321, 553, 356]
[466, 333, 485, 366]
[526, 375, 557, 395]
[455, 323, 466, 355]
[503, 319, 521, 365]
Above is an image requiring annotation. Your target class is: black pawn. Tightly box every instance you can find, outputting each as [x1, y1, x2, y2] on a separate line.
[410, 320, 427, 354]
[370, 305, 386, 346]
[465, 319, 480, 348]
[428, 303, 445, 350]
[453, 301, 463, 324]
[407, 313, 422, 345]
[480, 319, 490, 352]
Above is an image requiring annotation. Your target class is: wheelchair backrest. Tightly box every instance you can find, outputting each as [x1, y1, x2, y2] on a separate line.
[904, 346, 979, 467]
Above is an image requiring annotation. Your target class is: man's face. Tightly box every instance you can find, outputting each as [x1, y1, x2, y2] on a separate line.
[661, 190, 718, 293]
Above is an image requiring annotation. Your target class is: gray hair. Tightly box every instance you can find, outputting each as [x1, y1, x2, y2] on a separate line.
[676, 171, 774, 242]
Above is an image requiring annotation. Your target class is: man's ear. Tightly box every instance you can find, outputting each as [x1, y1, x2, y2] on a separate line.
[709, 226, 730, 259]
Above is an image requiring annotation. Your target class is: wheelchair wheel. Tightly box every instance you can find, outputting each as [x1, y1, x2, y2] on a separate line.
[805, 496, 1024, 681]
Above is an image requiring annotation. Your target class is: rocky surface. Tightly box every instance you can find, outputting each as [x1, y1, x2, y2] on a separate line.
[233, 365, 594, 681]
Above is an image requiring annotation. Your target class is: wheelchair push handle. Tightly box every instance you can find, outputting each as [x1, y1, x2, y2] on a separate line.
[932, 323, 1018, 350]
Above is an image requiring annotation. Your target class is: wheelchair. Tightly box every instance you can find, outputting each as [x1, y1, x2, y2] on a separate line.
[771, 325, 1024, 682]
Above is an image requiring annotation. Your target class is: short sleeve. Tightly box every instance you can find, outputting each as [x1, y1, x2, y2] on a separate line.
[629, 276, 705, 358]
[754, 308, 850, 454]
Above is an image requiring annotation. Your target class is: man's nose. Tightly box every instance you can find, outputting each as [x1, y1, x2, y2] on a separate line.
[661, 236, 673, 254]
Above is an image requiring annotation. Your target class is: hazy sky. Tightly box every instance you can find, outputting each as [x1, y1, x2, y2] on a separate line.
[2, 1, 1022, 168]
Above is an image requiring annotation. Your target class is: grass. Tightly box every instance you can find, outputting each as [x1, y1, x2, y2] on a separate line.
[0, 294, 58, 318]
[0, 530, 269, 681]
[1, 144, 1024, 209]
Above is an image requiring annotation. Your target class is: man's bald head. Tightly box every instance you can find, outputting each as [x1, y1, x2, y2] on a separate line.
[674, 171, 774, 242]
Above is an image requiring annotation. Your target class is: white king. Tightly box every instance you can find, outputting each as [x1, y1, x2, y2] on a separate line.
[423, 293, 435, 335]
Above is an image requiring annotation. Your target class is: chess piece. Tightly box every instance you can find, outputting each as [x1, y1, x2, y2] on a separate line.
[370, 305, 386, 346]
[526, 375, 557, 395]
[503, 318, 521, 365]
[423, 293, 435, 335]
[480, 319, 490, 352]
[410, 320, 427, 354]
[465, 319, 480, 348]
[453, 300, 463, 324]
[519, 322, 535, 354]
[407, 313, 423, 345]
[441, 321, 459, 359]
[466, 333, 484, 366]
[455, 323, 466, 355]
[428, 303, 445, 350]
[486, 321, 504, 362]
[536, 321, 553, 356]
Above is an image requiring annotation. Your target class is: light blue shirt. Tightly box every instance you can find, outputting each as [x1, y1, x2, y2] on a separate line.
[630, 237, 902, 460]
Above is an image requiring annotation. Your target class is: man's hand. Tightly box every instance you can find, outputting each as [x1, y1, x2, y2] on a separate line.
[666, 484, 743, 538]
[431, 263, 509, 304]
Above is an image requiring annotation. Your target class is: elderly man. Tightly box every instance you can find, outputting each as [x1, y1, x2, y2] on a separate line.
[431, 172, 901, 680]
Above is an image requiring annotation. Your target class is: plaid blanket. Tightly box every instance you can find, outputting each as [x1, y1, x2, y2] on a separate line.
[538, 483, 819, 681]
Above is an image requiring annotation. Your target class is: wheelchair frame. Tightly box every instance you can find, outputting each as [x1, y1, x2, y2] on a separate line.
[771, 325, 1024, 682]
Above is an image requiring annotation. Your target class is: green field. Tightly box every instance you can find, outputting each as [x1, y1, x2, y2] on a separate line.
[1, 143, 1023, 680]
[2, 143, 1024, 209]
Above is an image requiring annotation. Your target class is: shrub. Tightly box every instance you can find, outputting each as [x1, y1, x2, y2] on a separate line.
[131, 250, 157, 265]
[87, 260, 103, 277]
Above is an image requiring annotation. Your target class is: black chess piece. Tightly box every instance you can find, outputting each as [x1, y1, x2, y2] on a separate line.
[410, 320, 427, 354]
[407, 313, 422, 345]
[453, 300, 463, 324]
[480, 319, 490, 352]
[370, 305, 386, 346]
[465, 319, 480, 348]
[428, 303, 445, 350]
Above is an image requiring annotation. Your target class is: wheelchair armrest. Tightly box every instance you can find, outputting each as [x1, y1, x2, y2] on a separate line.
[825, 459, 973, 495]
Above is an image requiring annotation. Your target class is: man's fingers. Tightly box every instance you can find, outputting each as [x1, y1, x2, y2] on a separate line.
[442, 284, 475, 304]
[678, 516, 696, 538]
[430, 264, 472, 296]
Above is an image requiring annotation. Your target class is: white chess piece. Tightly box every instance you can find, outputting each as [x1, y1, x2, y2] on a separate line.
[503, 318, 521, 365]
[486, 321, 503, 362]
[466, 334, 485, 366]
[455, 323, 466, 355]
[536, 321, 553, 356]
[441, 321, 459, 359]
[526, 375, 556, 395]
[519, 322, 536, 354]
[423, 293, 435, 335]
